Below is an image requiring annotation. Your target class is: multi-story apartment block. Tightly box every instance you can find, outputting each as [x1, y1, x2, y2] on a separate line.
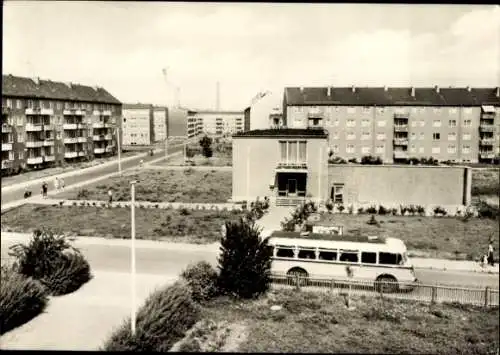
[167, 106, 189, 138]
[122, 103, 155, 146]
[283, 86, 500, 163]
[249, 91, 283, 130]
[2, 74, 122, 175]
[187, 110, 245, 137]
[153, 106, 168, 142]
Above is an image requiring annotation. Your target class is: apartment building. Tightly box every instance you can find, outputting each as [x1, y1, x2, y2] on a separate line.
[2, 74, 121, 175]
[122, 104, 154, 146]
[188, 110, 244, 137]
[168, 106, 189, 138]
[153, 106, 168, 142]
[283, 86, 500, 163]
[249, 91, 284, 130]
[232, 128, 471, 211]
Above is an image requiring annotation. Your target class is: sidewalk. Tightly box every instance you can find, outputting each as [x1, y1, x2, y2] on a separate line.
[146, 165, 232, 171]
[2, 231, 496, 274]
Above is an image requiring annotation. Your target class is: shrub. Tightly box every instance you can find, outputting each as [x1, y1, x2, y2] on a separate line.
[476, 200, 499, 220]
[348, 158, 358, 164]
[180, 208, 191, 216]
[0, 265, 49, 335]
[180, 261, 219, 303]
[416, 205, 425, 216]
[102, 281, 200, 352]
[390, 208, 398, 216]
[366, 206, 377, 214]
[199, 136, 213, 159]
[217, 219, 272, 299]
[378, 205, 388, 215]
[328, 156, 347, 164]
[72, 202, 77, 206]
[77, 189, 89, 199]
[8, 229, 92, 296]
[337, 204, 345, 213]
[325, 200, 334, 212]
[357, 207, 365, 214]
[433, 206, 447, 217]
[361, 155, 383, 165]
[367, 215, 379, 226]
[347, 205, 354, 214]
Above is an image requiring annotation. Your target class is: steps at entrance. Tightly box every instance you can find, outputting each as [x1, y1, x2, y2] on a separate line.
[276, 198, 305, 207]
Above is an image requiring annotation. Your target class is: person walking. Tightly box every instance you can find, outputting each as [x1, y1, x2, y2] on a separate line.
[108, 189, 113, 204]
[41, 181, 48, 199]
[487, 242, 495, 266]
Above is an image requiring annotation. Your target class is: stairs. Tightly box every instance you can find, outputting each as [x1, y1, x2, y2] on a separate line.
[276, 197, 305, 207]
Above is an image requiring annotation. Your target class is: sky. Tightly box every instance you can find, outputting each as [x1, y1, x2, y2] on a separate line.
[3, 2, 500, 110]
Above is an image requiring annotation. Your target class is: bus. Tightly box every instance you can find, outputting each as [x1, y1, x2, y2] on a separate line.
[265, 231, 418, 293]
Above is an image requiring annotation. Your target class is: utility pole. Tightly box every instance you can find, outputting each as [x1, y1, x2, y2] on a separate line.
[116, 126, 122, 175]
[130, 180, 137, 336]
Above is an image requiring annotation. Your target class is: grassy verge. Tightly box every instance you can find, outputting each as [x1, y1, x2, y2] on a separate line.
[1, 151, 140, 188]
[53, 169, 233, 203]
[199, 289, 499, 353]
[472, 168, 500, 199]
[317, 214, 499, 261]
[1, 204, 244, 243]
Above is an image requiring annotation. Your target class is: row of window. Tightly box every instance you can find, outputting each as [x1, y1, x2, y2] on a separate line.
[3, 98, 117, 113]
[328, 131, 494, 141]
[300, 118, 481, 128]
[4, 116, 115, 126]
[279, 140, 307, 163]
[275, 246, 403, 265]
[331, 144, 479, 154]
[293, 106, 488, 115]
[15, 131, 114, 142]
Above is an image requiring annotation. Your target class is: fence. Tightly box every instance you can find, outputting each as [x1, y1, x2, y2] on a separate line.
[270, 273, 499, 308]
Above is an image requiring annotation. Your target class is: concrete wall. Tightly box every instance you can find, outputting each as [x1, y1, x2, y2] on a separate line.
[232, 136, 328, 202]
[327, 165, 471, 207]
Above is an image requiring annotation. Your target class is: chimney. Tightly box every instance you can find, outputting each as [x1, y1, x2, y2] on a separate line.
[327, 87, 331, 96]
[411, 87, 415, 97]
[351, 85, 356, 93]
[435, 85, 440, 94]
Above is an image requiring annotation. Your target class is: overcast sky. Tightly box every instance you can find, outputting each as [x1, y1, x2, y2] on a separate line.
[3, 2, 499, 110]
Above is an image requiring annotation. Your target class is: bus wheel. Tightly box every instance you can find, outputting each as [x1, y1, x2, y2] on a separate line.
[375, 275, 398, 293]
[287, 268, 309, 287]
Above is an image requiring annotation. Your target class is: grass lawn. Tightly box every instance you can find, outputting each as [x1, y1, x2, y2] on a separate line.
[54, 169, 233, 203]
[1, 204, 244, 243]
[1, 151, 140, 188]
[317, 214, 499, 261]
[199, 289, 499, 353]
[472, 168, 499, 197]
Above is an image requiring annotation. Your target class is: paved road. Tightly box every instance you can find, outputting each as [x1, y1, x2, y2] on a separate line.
[2, 239, 497, 289]
[1, 145, 183, 205]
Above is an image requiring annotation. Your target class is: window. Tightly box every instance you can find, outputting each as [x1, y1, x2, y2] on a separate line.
[432, 147, 440, 154]
[375, 145, 384, 154]
[449, 108, 457, 114]
[463, 119, 472, 127]
[419, 132, 425, 140]
[299, 142, 306, 161]
[419, 119, 425, 127]
[362, 106, 371, 113]
[464, 107, 472, 114]
[449, 119, 457, 127]
[448, 145, 456, 154]
[347, 107, 356, 114]
[347, 119, 355, 127]
[17, 116, 23, 126]
[6, 99, 12, 108]
[279, 140, 307, 163]
[49, 101, 54, 109]
[361, 119, 370, 127]
[411, 121, 417, 127]
[362, 146, 371, 154]
[433, 107, 441, 115]
[463, 133, 471, 141]
[410, 144, 416, 153]
[361, 132, 370, 140]
[410, 133, 416, 140]
[433, 133, 440, 140]
[331, 184, 344, 203]
[298, 249, 316, 260]
[419, 147, 424, 153]
[332, 132, 339, 139]
[361, 252, 377, 264]
[433, 120, 441, 127]
[346, 144, 355, 153]
[18, 150, 24, 160]
[276, 247, 295, 258]
[377, 120, 386, 127]
[346, 132, 356, 140]
[333, 119, 339, 127]
[376, 133, 386, 140]
[377, 107, 385, 114]
[411, 107, 418, 114]
[318, 249, 337, 261]
[339, 250, 359, 263]
[56, 132, 62, 139]
[17, 132, 24, 142]
[378, 252, 403, 265]
[16, 100, 22, 109]
[462, 145, 471, 154]
[448, 132, 456, 140]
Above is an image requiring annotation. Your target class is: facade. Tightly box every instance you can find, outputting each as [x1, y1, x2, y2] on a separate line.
[244, 107, 251, 132]
[188, 110, 244, 137]
[153, 106, 168, 142]
[232, 128, 472, 212]
[2, 74, 122, 175]
[250, 91, 283, 130]
[283, 86, 500, 163]
[122, 104, 154, 146]
[167, 106, 189, 138]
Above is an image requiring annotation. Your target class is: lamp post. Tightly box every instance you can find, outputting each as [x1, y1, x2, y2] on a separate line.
[130, 180, 137, 335]
[116, 126, 122, 175]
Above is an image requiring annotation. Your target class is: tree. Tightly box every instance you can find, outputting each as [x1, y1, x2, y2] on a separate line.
[217, 219, 272, 299]
[199, 135, 213, 158]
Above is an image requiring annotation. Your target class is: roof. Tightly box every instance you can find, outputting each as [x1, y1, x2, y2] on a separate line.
[233, 128, 328, 138]
[285, 87, 500, 107]
[188, 110, 244, 115]
[2, 74, 121, 104]
[123, 103, 153, 110]
[269, 231, 386, 244]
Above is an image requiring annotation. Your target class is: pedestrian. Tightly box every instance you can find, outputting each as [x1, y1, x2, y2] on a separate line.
[54, 177, 60, 193]
[41, 181, 48, 199]
[108, 189, 113, 204]
[487, 242, 495, 266]
[60, 178, 65, 191]
[23, 188, 31, 199]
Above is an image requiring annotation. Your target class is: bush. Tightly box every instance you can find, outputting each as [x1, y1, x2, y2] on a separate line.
[337, 204, 345, 213]
[378, 205, 388, 215]
[476, 200, 499, 220]
[77, 189, 89, 199]
[8, 229, 92, 296]
[180, 208, 191, 216]
[180, 261, 219, 303]
[367, 215, 379, 226]
[416, 205, 425, 216]
[325, 200, 334, 212]
[0, 265, 49, 335]
[217, 219, 272, 299]
[433, 206, 447, 217]
[328, 156, 347, 164]
[348, 158, 358, 164]
[366, 206, 377, 214]
[361, 155, 383, 165]
[357, 207, 365, 214]
[102, 281, 200, 352]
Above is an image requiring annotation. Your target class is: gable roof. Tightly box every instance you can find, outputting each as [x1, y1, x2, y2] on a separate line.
[285, 87, 500, 107]
[2, 74, 121, 104]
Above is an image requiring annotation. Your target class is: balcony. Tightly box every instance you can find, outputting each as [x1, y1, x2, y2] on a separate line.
[394, 125, 409, 132]
[43, 140, 55, 146]
[43, 155, 55, 162]
[394, 112, 410, 119]
[77, 137, 87, 143]
[2, 124, 12, 133]
[94, 147, 105, 154]
[93, 122, 105, 129]
[479, 124, 496, 132]
[43, 124, 55, 131]
[64, 151, 78, 158]
[1, 160, 13, 169]
[480, 152, 495, 159]
[394, 151, 409, 159]
[393, 138, 409, 145]
[93, 134, 105, 141]
[63, 137, 78, 144]
[105, 146, 114, 153]
[27, 156, 43, 165]
[480, 112, 496, 119]
[78, 151, 86, 157]
[26, 123, 43, 131]
[25, 108, 54, 116]
[63, 109, 85, 116]
[276, 161, 308, 170]
[102, 110, 112, 116]
[2, 143, 12, 151]
[26, 141, 44, 148]
[63, 123, 83, 130]
[104, 133, 113, 140]
[480, 138, 495, 146]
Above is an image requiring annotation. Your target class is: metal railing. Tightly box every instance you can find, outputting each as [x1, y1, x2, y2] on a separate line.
[270, 273, 499, 307]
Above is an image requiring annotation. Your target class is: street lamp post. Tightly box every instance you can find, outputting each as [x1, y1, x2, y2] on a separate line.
[116, 126, 122, 175]
[130, 180, 137, 336]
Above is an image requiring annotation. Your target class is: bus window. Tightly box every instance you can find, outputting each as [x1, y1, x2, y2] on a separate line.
[276, 247, 295, 258]
[361, 252, 377, 264]
[339, 251, 359, 263]
[318, 250, 337, 261]
[298, 249, 316, 260]
[379, 252, 403, 265]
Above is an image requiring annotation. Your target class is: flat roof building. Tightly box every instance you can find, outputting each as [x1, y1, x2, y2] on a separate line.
[122, 103, 154, 146]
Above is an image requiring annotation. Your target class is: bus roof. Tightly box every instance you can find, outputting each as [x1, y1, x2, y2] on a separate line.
[269, 231, 386, 244]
